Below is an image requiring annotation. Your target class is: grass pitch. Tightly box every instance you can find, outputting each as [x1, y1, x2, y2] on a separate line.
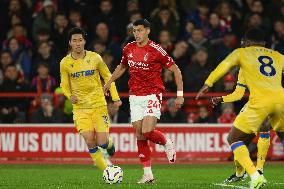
[0, 163, 283, 189]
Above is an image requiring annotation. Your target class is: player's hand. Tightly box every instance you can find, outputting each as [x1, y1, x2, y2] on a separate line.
[210, 97, 223, 108]
[70, 95, 78, 104]
[103, 82, 111, 96]
[113, 100, 122, 110]
[174, 96, 184, 110]
[196, 85, 210, 99]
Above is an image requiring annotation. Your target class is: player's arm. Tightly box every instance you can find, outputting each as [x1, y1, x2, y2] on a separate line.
[211, 70, 247, 107]
[60, 60, 72, 99]
[97, 55, 121, 103]
[162, 52, 184, 109]
[103, 47, 129, 95]
[196, 49, 241, 99]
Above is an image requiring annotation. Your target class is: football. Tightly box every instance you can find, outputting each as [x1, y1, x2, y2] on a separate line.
[103, 165, 123, 184]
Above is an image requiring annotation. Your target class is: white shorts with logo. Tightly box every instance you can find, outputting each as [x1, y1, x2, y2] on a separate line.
[129, 93, 162, 123]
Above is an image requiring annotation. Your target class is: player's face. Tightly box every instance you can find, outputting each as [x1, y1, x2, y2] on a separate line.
[69, 34, 86, 53]
[133, 25, 150, 43]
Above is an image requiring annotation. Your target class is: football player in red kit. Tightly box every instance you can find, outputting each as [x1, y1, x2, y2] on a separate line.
[103, 19, 184, 183]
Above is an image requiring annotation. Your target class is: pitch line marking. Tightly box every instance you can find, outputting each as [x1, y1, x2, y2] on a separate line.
[213, 183, 250, 189]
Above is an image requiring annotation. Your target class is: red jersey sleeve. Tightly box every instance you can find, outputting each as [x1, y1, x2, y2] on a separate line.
[154, 44, 175, 68]
[120, 44, 129, 65]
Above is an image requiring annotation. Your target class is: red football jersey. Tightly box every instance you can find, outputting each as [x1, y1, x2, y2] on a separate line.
[121, 40, 175, 96]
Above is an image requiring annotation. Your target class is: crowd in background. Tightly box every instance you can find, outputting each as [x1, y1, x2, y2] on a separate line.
[0, 0, 284, 124]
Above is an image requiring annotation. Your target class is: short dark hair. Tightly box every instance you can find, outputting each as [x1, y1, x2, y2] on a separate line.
[243, 27, 265, 43]
[133, 19, 151, 28]
[68, 27, 87, 41]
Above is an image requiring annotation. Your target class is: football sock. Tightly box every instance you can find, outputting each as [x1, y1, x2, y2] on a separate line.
[231, 141, 257, 176]
[143, 167, 153, 176]
[143, 130, 167, 145]
[99, 137, 113, 150]
[256, 132, 270, 170]
[137, 139, 152, 174]
[89, 147, 107, 171]
[234, 157, 245, 177]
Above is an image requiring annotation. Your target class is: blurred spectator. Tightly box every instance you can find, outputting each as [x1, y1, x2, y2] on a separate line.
[194, 105, 215, 123]
[0, 51, 13, 70]
[94, 22, 121, 59]
[32, 0, 58, 18]
[0, 64, 29, 123]
[216, 1, 239, 34]
[223, 74, 236, 92]
[35, 28, 52, 44]
[102, 50, 116, 72]
[160, 98, 187, 123]
[32, 41, 59, 81]
[151, 6, 179, 41]
[128, 10, 143, 23]
[271, 19, 284, 54]
[52, 13, 72, 58]
[107, 100, 129, 123]
[158, 30, 174, 53]
[69, 9, 84, 28]
[31, 93, 64, 123]
[170, 40, 189, 71]
[210, 32, 238, 65]
[245, 13, 264, 30]
[5, 24, 32, 49]
[218, 103, 236, 123]
[121, 23, 135, 48]
[6, 37, 31, 80]
[32, 0, 56, 41]
[30, 62, 57, 94]
[187, 28, 210, 55]
[184, 48, 211, 92]
[182, 20, 195, 40]
[92, 0, 121, 36]
[186, 0, 209, 28]
[244, 0, 271, 32]
[92, 40, 107, 54]
[205, 13, 226, 44]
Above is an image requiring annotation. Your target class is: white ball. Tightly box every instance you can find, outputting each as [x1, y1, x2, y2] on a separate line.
[103, 165, 123, 184]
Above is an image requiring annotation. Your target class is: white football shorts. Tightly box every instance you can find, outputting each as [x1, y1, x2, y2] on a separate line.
[129, 93, 162, 123]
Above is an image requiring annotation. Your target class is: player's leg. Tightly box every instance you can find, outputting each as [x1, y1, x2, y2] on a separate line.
[80, 131, 107, 171]
[73, 109, 108, 171]
[230, 105, 268, 188]
[94, 106, 115, 156]
[224, 135, 254, 183]
[133, 120, 155, 184]
[141, 115, 176, 163]
[228, 126, 268, 189]
[256, 122, 271, 173]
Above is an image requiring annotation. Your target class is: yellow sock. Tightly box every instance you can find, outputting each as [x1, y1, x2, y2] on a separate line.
[99, 137, 113, 149]
[89, 147, 107, 171]
[256, 132, 270, 170]
[231, 141, 256, 176]
[107, 137, 113, 149]
[234, 157, 245, 176]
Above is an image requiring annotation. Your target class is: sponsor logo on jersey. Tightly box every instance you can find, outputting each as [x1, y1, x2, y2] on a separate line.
[128, 60, 149, 70]
[70, 70, 95, 78]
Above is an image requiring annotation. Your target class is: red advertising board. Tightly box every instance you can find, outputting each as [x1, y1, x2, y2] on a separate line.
[0, 124, 283, 160]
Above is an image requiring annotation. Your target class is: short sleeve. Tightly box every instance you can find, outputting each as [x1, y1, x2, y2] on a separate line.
[120, 45, 128, 65]
[160, 53, 175, 68]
